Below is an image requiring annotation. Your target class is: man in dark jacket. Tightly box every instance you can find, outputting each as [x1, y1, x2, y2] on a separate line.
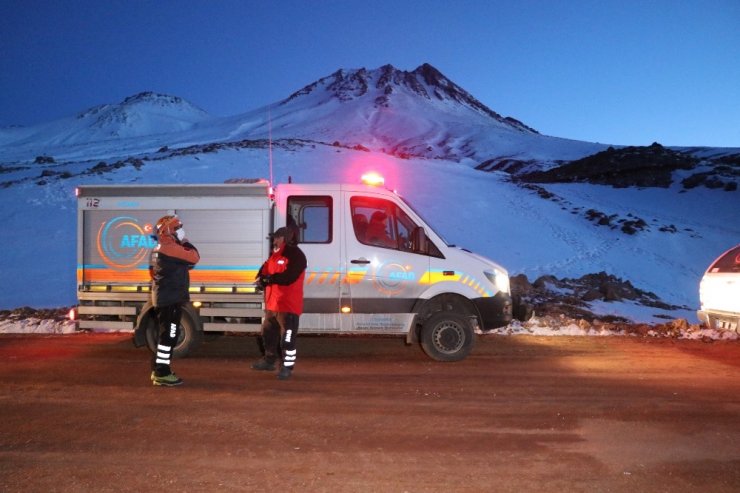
[251, 226, 307, 380]
[149, 215, 200, 386]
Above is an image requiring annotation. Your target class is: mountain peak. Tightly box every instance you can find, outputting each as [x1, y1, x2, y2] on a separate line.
[285, 63, 538, 134]
[78, 92, 207, 119]
[44, 92, 213, 144]
[120, 91, 193, 108]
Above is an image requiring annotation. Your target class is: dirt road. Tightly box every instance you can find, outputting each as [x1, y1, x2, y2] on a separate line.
[1, 333, 739, 492]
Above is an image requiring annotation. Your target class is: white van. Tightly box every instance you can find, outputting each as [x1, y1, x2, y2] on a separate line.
[74, 174, 513, 361]
[698, 244, 740, 333]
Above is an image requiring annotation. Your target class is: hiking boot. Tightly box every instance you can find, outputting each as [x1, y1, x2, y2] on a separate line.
[152, 373, 183, 387]
[251, 359, 276, 371]
[277, 366, 293, 380]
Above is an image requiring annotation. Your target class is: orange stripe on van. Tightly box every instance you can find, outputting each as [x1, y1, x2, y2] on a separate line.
[418, 270, 492, 297]
[79, 268, 150, 283]
[190, 270, 258, 283]
[78, 268, 258, 285]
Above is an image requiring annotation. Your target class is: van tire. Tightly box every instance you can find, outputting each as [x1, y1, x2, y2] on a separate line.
[420, 311, 475, 362]
[144, 307, 201, 359]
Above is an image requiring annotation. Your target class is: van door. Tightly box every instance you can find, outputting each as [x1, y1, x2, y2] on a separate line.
[285, 191, 349, 331]
[343, 192, 432, 334]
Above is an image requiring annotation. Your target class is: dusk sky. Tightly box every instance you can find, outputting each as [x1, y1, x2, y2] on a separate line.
[1, 0, 738, 147]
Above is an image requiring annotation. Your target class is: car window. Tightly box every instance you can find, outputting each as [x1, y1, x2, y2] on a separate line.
[288, 195, 332, 244]
[350, 197, 397, 249]
[709, 245, 740, 273]
[349, 196, 443, 257]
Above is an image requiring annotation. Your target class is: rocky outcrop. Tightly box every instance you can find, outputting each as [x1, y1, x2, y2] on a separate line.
[518, 142, 698, 188]
[510, 271, 686, 323]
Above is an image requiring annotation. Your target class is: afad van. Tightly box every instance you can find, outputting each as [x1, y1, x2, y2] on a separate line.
[72, 173, 513, 361]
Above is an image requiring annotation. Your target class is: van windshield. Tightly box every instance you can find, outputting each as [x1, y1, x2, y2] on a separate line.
[710, 245, 740, 273]
[398, 195, 453, 247]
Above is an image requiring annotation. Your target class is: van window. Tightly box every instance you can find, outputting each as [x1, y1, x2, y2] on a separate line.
[287, 196, 332, 244]
[710, 245, 740, 273]
[350, 196, 443, 257]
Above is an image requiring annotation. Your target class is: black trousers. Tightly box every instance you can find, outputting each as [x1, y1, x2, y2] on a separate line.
[261, 310, 300, 369]
[151, 304, 182, 375]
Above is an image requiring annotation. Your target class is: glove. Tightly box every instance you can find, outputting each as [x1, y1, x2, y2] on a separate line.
[254, 275, 272, 292]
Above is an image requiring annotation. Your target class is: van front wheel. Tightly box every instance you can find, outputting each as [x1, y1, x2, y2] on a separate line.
[420, 312, 475, 362]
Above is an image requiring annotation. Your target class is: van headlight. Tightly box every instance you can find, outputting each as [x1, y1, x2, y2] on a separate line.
[485, 269, 510, 294]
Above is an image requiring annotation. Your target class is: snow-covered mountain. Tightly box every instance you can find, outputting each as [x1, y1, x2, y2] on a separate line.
[0, 92, 211, 152]
[0, 63, 738, 326]
[0, 64, 605, 166]
[257, 63, 610, 166]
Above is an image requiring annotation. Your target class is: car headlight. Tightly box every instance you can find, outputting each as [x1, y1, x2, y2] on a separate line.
[485, 269, 510, 294]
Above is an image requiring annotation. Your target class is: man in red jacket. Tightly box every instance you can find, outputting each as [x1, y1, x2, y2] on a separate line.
[251, 226, 307, 380]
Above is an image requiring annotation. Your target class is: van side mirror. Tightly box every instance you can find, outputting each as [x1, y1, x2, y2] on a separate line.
[411, 226, 427, 254]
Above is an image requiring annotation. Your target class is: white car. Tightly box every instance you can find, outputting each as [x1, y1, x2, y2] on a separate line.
[698, 244, 740, 332]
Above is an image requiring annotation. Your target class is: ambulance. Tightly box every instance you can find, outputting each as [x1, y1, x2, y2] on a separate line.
[73, 174, 513, 361]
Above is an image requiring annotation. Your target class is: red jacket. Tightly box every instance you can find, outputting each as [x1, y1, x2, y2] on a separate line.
[259, 243, 307, 315]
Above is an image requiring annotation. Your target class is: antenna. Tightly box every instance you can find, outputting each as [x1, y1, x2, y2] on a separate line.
[268, 105, 274, 186]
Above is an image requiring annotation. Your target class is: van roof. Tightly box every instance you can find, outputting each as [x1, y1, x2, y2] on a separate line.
[76, 182, 269, 197]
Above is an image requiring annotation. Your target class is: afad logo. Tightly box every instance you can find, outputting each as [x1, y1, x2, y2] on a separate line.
[96, 216, 157, 270]
[373, 262, 416, 295]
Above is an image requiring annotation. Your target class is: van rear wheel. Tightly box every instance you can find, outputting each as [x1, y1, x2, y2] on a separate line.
[144, 309, 201, 358]
[420, 311, 475, 362]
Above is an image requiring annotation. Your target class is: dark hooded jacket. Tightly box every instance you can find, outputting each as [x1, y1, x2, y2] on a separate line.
[150, 235, 200, 307]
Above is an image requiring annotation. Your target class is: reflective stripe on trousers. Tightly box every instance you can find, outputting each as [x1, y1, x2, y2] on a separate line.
[261, 311, 300, 368]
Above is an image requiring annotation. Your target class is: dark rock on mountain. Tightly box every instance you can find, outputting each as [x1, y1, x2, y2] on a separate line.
[518, 142, 698, 188]
[510, 271, 686, 323]
[34, 155, 55, 164]
[475, 157, 543, 174]
[681, 152, 740, 191]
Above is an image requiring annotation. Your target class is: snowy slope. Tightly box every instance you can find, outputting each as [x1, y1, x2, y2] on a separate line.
[1, 142, 737, 323]
[0, 64, 738, 328]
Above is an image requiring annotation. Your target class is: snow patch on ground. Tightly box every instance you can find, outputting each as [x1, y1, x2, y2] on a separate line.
[0, 318, 77, 335]
[1, 315, 736, 341]
[492, 316, 738, 341]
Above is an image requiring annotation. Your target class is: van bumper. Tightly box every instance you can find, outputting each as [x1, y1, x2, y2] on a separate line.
[473, 292, 513, 330]
[697, 309, 740, 333]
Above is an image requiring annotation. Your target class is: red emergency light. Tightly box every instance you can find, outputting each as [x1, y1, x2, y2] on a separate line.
[361, 172, 385, 187]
